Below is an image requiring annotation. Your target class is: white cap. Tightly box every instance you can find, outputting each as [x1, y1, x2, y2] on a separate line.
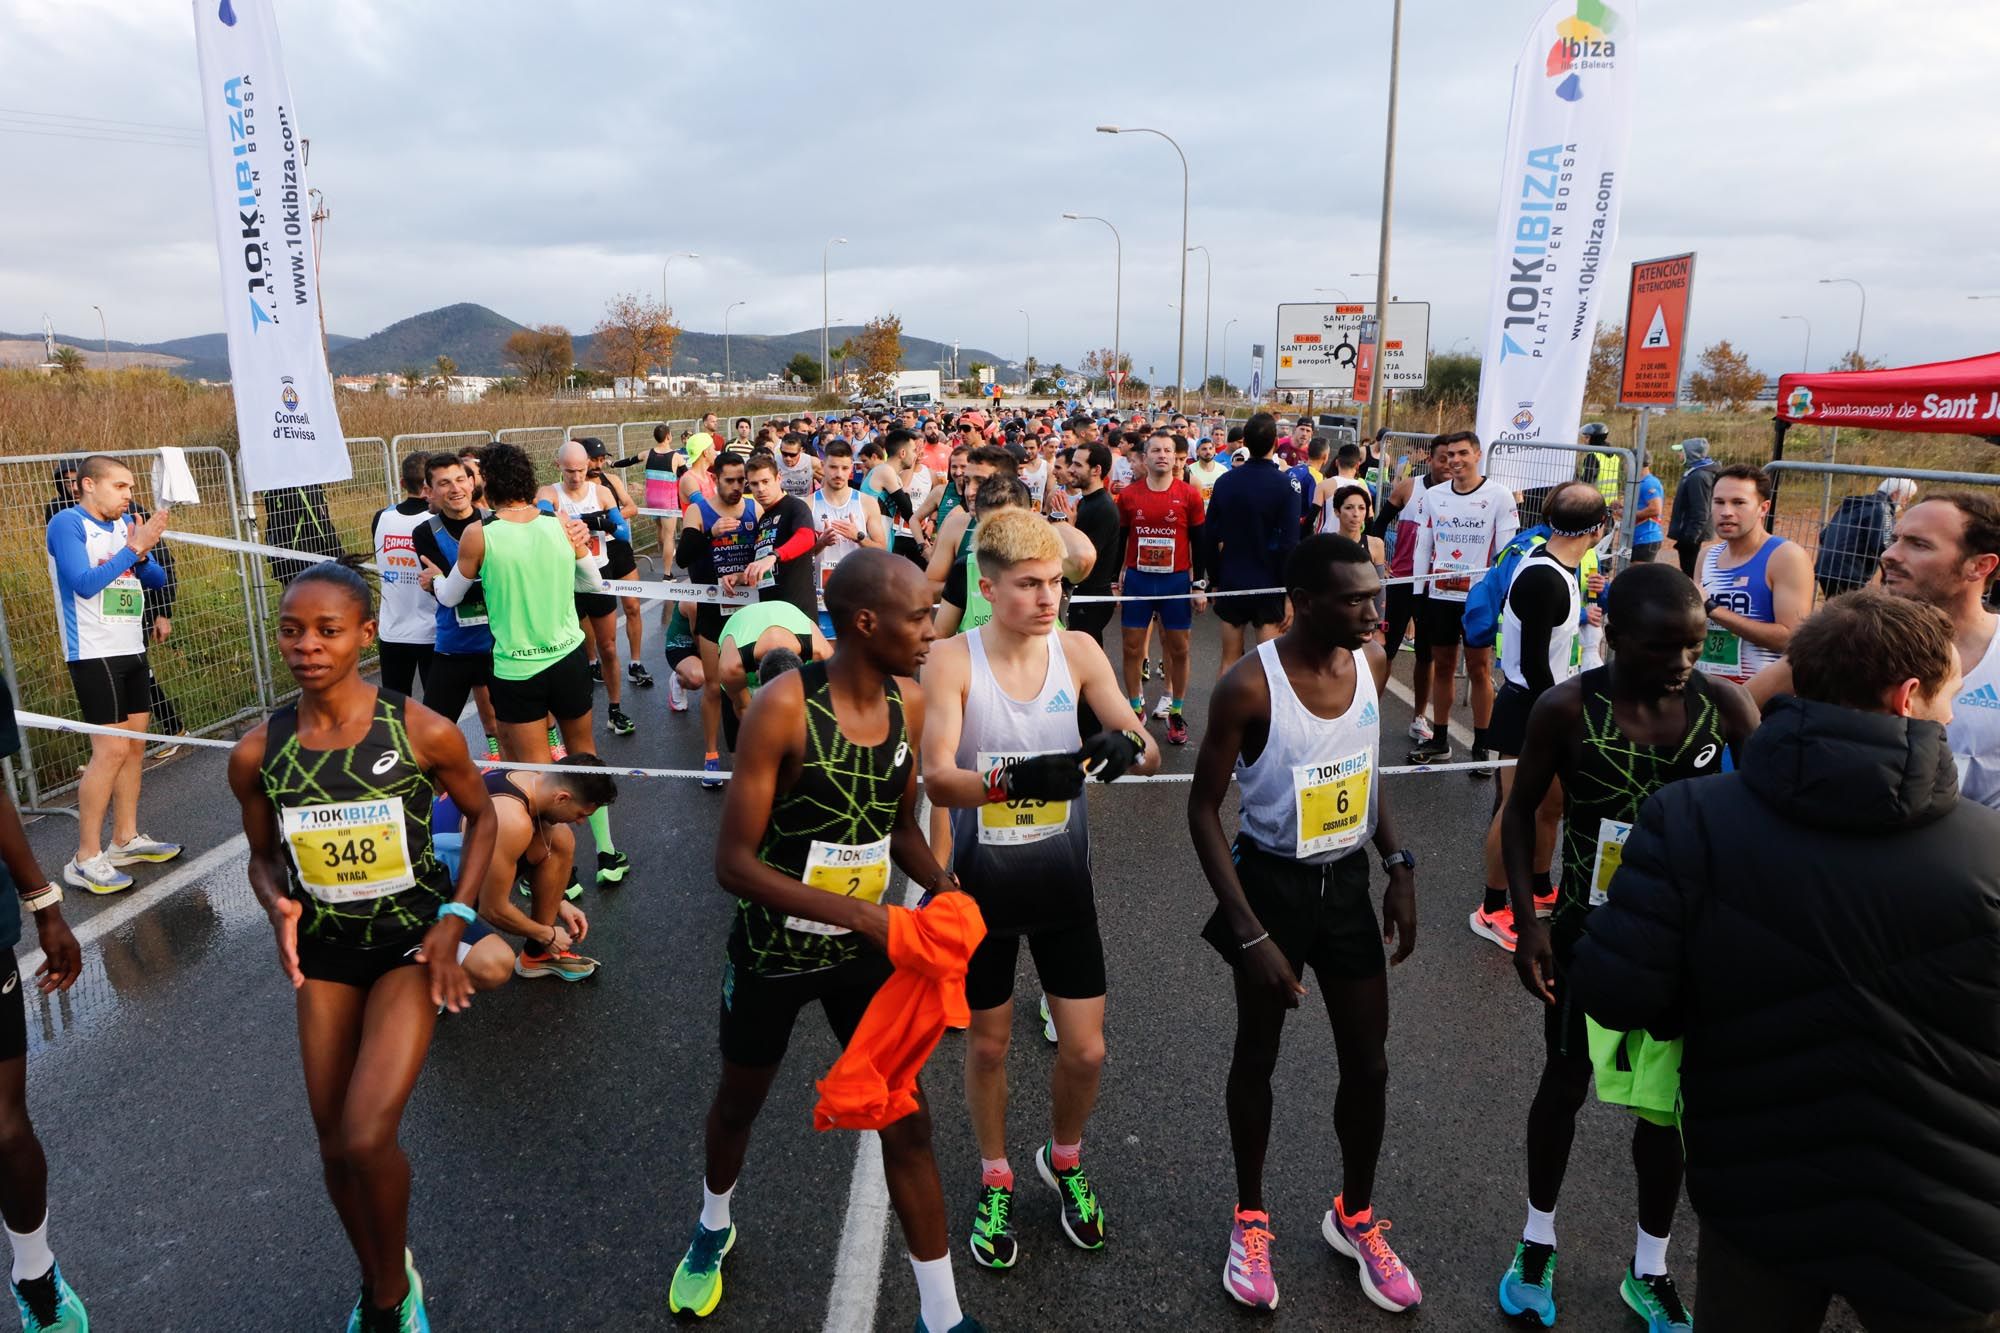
[1878, 477, 1918, 503]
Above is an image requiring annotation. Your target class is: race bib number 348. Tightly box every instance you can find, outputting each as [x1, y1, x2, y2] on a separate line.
[280, 800, 416, 903]
[1294, 750, 1372, 857]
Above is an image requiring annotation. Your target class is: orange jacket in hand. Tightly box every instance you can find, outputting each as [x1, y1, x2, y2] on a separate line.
[814, 893, 987, 1132]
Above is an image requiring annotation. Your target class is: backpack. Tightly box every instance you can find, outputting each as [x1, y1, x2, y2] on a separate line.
[1461, 524, 1552, 650]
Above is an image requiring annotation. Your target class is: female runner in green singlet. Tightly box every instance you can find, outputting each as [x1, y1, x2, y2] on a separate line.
[226, 562, 497, 1332]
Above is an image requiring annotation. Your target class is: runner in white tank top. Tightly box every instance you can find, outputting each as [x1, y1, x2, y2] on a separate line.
[1188, 533, 1422, 1314]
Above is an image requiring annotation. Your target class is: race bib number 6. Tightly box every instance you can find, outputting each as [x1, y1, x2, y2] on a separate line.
[785, 835, 892, 937]
[279, 800, 416, 904]
[1294, 751, 1372, 857]
[978, 751, 1070, 846]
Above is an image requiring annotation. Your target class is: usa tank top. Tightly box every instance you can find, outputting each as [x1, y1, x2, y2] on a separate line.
[1555, 668, 1726, 950]
[1234, 641, 1379, 864]
[948, 628, 1092, 933]
[730, 661, 913, 976]
[258, 690, 451, 950]
[1698, 535, 1787, 682]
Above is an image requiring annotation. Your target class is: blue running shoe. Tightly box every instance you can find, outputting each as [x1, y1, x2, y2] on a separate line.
[701, 755, 725, 790]
[1498, 1240, 1557, 1326]
[12, 1262, 86, 1332]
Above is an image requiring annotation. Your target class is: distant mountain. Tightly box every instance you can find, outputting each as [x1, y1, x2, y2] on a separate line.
[0, 327, 356, 381]
[2, 304, 1011, 384]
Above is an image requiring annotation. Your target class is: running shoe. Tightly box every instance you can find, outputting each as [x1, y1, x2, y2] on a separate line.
[12, 1261, 86, 1333]
[548, 727, 568, 761]
[1166, 710, 1190, 746]
[1497, 1240, 1557, 1326]
[1039, 994, 1057, 1045]
[667, 1220, 737, 1317]
[485, 736, 501, 761]
[1322, 1197, 1422, 1312]
[1152, 695, 1171, 721]
[1035, 1140, 1105, 1250]
[1141, 657, 1154, 683]
[1469, 905, 1519, 953]
[1619, 1266, 1693, 1333]
[967, 1180, 1018, 1270]
[1223, 1208, 1279, 1310]
[608, 704, 636, 737]
[349, 1249, 425, 1333]
[596, 850, 630, 886]
[628, 660, 656, 689]
[62, 854, 130, 895]
[1532, 886, 1558, 919]
[514, 948, 599, 981]
[107, 833, 181, 865]
[701, 755, 725, 790]
[912, 1319, 987, 1333]
[1404, 737, 1450, 767]
[667, 677, 689, 713]
[1469, 744, 1494, 780]
[589, 661, 604, 684]
[1407, 715, 1434, 744]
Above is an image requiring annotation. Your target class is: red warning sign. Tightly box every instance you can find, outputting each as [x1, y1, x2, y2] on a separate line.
[1618, 253, 1696, 407]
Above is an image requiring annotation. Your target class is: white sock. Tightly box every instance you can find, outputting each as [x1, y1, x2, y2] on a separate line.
[8, 1215, 53, 1283]
[1633, 1225, 1670, 1278]
[700, 1182, 734, 1233]
[1522, 1203, 1557, 1247]
[909, 1253, 963, 1332]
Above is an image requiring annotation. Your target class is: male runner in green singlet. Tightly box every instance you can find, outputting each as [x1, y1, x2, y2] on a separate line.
[1497, 562, 1757, 1332]
[667, 551, 983, 1333]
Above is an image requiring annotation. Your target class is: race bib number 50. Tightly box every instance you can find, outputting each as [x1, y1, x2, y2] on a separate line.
[280, 800, 416, 903]
[978, 751, 1071, 846]
[785, 835, 892, 937]
[1294, 751, 1372, 857]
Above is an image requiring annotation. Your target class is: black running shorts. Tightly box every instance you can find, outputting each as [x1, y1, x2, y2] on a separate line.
[717, 952, 893, 1069]
[488, 645, 593, 725]
[1487, 681, 1541, 758]
[423, 651, 493, 728]
[1203, 838, 1384, 981]
[1418, 595, 1469, 649]
[1544, 938, 1589, 1062]
[296, 933, 425, 990]
[68, 653, 150, 725]
[964, 917, 1108, 1012]
[1215, 590, 1288, 628]
[0, 951, 25, 1063]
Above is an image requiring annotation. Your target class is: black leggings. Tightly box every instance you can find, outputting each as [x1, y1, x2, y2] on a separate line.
[377, 640, 434, 699]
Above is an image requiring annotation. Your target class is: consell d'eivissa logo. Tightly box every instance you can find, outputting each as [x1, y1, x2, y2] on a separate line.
[1787, 387, 1814, 418]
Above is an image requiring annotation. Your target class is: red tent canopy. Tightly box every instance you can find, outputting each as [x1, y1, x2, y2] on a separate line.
[1776, 351, 2000, 433]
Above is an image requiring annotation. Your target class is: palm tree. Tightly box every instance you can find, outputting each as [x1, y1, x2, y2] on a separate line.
[51, 346, 85, 378]
[399, 366, 424, 396]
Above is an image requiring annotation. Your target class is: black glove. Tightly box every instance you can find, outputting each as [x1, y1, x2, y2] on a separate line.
[580, 508, 620, 534]
[1076, 729, 1146, 784]
[988, 753, 1086, 804]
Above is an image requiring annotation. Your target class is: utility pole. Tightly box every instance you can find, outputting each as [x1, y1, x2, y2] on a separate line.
[1365, 0, 1403, 440]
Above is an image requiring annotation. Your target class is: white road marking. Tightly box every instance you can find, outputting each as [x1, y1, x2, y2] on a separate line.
[821, 795, 935, 1333]
[1384, 672, 1477, 748]
[19, 834, 249, 978]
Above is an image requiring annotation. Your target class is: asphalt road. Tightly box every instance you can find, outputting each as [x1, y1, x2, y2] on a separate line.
[13, 623, 1865, 1332]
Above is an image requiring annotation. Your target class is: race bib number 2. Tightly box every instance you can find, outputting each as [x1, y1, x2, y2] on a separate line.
[280, 800, 416, 904]
[978, 751, 1070, 846]
[1588, 818, 1633, 907]
[785, 836, 892, 937]
[1294, 751, 1372, 857]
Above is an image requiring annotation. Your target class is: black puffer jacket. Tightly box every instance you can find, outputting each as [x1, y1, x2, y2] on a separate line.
[1570, 696, 2000, 1323]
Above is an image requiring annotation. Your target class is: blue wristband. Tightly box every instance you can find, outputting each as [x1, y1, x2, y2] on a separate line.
[436, 902, 477, 926]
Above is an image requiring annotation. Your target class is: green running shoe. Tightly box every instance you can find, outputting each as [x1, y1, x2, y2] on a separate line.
[12, 1261, 86, 1332]
[345, 1252, 427, 1333]
[596, 850, 631, 886]
[668, 1220, 737, 1318]
[967, 1180, 1018, 1270]
[1497, 1239, 1557, 1326]
[1620, 1266, 1693, 1333]
[1035, 1140, 1105, 1250]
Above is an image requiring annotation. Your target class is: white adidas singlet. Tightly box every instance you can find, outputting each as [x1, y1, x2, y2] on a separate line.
[1950, 617, 2000, 811]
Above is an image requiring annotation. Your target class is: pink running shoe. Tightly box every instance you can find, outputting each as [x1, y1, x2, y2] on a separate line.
[1322, 1195, 1421, 1312]
[1223, 1208, 1279, 1311]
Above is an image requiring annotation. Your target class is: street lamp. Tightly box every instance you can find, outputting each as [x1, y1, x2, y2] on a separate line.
[1098, 125, 1189, 407]
[724, 300, 746, 393]
[1017, 308, 1031, 386]
[1314, 287, 1349, 301]
[1970, 295, 2000, 301]
[1188, 244, 1212, 410]
[1818, 277, 1867, 364]
[822, 237, 847, 394]
[660, 252, 698, 383]
[1221, 317, 1238, 396]
[1366, 0, 1405, 438]
[1063, 212, 1122, 406]
[1778, 314, 1812, 372]
[90, 304, 107, 364]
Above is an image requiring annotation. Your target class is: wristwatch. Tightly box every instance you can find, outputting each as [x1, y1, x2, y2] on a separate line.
[1381, 849, 1417, 873]
[1703, 594, 1722, 617]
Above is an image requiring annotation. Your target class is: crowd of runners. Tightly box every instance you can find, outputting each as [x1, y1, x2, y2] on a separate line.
[2, 407, 1995, 1332]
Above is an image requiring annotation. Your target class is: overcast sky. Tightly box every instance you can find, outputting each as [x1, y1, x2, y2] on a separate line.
[6, 0, 1996, 381]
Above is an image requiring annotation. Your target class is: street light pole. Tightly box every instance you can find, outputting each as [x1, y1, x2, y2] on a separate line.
[1188, 244, 1212, 411]
[1222, 317, 1238, 398]
[1818, 276, 1867, 364]
[1314, 287, 1349, 301]
[1366, 0, 1404, 438]
[822, 237, 847, 396]
[724, 300, 745, 394]
[1779, 314, 1812, 372]
[1098, 125, 1188, 409]
[660, 251, 698, 386]
[1017, 309, 1031, 387]
[90, 304, 107, 365]
[1063, 212, 1122, 407]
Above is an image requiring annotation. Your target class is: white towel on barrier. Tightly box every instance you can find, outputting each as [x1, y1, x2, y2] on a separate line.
[152, 446, 201, 505]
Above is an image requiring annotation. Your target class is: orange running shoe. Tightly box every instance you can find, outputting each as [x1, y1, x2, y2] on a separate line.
[1468, 905, 1518, 953]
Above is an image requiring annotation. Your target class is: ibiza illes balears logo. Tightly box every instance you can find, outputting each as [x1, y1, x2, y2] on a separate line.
[1545, 0, 1620, 103]
[217, 0, 238, 25]
[1787, 387, 1814, 418]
